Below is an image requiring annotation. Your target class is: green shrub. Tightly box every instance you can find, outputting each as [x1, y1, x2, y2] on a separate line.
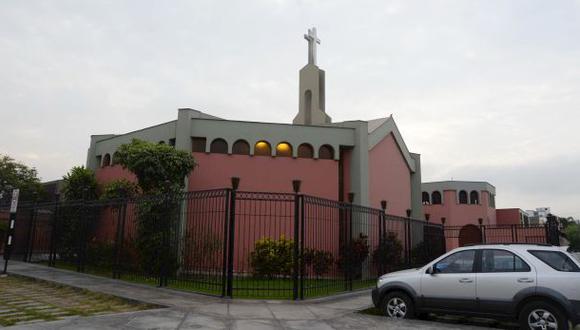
[250, 235, 294, 279]
[303, 248, 334, 278]
[86, 240, 115, 268]
[566, 223, 580, 252]
[337, 233, 370, 280]
[372, 231, 403, 273]
[100, 179, 140, 200]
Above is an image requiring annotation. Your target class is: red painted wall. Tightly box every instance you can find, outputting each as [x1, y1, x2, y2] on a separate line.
[496, 208, 522, 225]
[368, 133, 411, 217]
[188, 152, 339, 199]
[424, 190, 496, 227]
[95, 165, 137, 186]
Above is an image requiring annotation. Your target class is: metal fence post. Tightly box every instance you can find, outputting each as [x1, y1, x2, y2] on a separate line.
[292, 180, 301, 300]
[405, 209, 412, 267]
[299, 194, 305, 300]
[379, 201, 387, 275]
[77, 190, 88, 273]
[48, 196, 60, 267]
[23, 194, 38, 262]
[226, 177, 239, 298]
[113, 200, 127, 279]
[221, 189, 231, 297]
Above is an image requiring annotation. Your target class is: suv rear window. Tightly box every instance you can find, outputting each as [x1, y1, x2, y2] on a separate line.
[528, 250, 580, 272]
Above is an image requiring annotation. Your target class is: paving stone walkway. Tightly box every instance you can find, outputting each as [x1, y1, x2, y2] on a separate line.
[1, 262, 499, 329]
[0, 275, 153, 327]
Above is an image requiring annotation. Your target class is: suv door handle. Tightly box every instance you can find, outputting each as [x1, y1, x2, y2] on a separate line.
[517, 278, 534, 283]
[459, 278, 473, 283]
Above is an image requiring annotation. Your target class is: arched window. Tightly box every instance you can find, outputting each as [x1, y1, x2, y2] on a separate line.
[318, 145, 334, 159]
[276, 142, 293, 157]
[422, 192, 430, 205]
[254, 141, 272, 156]
[297, 143, 314, 158]
[102, 154, 111, 167]
[191, 137, 207, 153]
[431, 191, 442, 205]
[459, 190, 468, 204]
[210, 138, 228, 154]
[112, 152, 120, 165]
[232, 140, 250, 155]
[470, 191, 479, 204]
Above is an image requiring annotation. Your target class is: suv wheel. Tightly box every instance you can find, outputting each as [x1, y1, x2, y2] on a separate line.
[519, 301, 569, 330]
[381, 292, 415, 319]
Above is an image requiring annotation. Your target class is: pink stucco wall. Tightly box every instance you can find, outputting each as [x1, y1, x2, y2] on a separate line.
[368, 133, 411, 217]
[95, 165, 137, 186]
[496, 208, 521, 225]
[424, 190, 496, 227]
[189, 152, 339, 199]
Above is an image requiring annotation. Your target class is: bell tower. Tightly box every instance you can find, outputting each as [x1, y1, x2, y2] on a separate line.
[293, 27, 332, 126]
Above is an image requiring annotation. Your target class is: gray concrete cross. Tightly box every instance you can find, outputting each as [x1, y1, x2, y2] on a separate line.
[304, 27, 321, 65]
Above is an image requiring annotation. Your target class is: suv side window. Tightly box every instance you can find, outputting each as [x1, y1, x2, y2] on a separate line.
[435, 250, 476, 274]
[528, 250, 580, 272]
[481, 249, 531, 272]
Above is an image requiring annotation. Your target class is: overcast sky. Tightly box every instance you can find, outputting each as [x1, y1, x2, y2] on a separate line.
[1, 0, 579, 217]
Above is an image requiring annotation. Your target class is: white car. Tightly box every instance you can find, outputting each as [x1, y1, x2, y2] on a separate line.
[372, 244, 580, 329]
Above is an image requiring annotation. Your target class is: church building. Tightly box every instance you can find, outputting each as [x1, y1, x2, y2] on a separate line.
[86, 28, 424, 218]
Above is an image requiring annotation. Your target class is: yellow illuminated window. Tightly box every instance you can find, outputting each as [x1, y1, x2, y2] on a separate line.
[254, 141, 272, 156]
[276, 142, 293, 157]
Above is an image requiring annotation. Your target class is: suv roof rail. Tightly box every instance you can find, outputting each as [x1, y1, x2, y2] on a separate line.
[462, 243, 554, 247]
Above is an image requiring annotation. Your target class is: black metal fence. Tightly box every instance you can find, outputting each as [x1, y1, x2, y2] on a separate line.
[6, 188, 445, 300]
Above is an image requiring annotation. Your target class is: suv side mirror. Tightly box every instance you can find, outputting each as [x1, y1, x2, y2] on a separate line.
[427, 264, 439, 275]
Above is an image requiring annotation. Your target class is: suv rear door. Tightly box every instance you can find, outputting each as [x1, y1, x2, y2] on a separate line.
[476, 248, 535, 315]
[421, 249, 477, 313]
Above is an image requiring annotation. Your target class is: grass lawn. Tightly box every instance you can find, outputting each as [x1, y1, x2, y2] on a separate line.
[0, 275, 156, 327]
[41, 261, 375, 299]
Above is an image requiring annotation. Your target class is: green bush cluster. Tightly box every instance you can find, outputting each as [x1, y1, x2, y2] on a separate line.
[303, 248, 334, 278]
[250, 236, 294, 278]
[372, 231, 403, 273]
[566, 223, 580, 252]
[337, 234, 370, 279]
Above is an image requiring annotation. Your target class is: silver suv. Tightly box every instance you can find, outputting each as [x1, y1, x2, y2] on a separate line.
[372, 244, 580, 329]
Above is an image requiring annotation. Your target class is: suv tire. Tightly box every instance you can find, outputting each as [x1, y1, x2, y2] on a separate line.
[519, 301, 569, 330]
[381, 291, 415, 319]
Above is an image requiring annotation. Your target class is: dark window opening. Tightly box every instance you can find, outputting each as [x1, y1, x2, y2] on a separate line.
[459, 190, 468, 204]
[232, 140, 250, 155]
[210, 138, 228, 154]
[191, 137, 207, 153]
[470, 191, 479, 204]
[432, 191, 442, 205]
[297, 143, 314, 158]
[319, 145, 334, 159]
[102, 154, 111, 167]
[422, 192, 430, 205]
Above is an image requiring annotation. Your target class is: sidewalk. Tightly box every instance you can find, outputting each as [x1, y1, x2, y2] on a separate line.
[4, 262, 489, 330]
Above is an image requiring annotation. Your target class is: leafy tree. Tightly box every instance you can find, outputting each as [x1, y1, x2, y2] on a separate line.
[100, 179, 140, 200]
[113, 139, 196, 276]
[566, 224, 580, 252]
[114, 139, 196, 194]
[62, 166, 98, 201]
[0, 154, 44, 202]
